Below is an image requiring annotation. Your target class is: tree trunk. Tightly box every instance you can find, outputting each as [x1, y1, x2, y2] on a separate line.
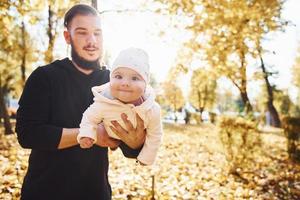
[197, 91, 203, 122]
[0, 88, 13, 135]
[45, 5, 54, 63]
[230, 49, 253, 114]
[21, 21, 26, 86]
[240, 51, 253, 114]
[199, 108, 204, 123]
[240, 91, 252, 113]
[184, 109, 191, 124]
[260, 55, 281, 127]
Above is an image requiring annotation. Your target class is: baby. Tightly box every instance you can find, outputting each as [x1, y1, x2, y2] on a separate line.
[77, 47, 163, 165]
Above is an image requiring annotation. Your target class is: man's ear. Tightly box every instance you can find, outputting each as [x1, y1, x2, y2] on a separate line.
[64, 30, 71, 44]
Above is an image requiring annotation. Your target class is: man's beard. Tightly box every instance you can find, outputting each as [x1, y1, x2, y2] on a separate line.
[70, 42, 100, 70]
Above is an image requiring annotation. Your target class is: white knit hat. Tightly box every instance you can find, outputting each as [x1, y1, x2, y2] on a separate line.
[111, 47, 150, 83]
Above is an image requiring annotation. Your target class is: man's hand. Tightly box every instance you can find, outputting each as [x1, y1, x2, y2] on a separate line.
[95, 123, 121, 148]
[110, 113, 146, 149]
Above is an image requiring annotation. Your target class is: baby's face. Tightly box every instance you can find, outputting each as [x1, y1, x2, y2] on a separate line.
[110, 67, 146, 103]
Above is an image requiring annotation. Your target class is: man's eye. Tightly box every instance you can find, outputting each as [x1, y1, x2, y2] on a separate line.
[77, 32, 87, 35]
[115, 75, 122, 79]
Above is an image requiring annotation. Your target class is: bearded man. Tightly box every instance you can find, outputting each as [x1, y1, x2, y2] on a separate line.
[16, 4, 146, 200]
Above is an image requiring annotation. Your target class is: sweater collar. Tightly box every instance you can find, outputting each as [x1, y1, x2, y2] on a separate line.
[56, 58, 103, 78]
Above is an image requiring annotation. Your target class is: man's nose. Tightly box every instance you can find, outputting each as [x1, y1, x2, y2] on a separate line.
[87, 33, 96, 43]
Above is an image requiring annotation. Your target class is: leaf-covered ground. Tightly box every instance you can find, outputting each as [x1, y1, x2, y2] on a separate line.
[0, 123, 300, 200]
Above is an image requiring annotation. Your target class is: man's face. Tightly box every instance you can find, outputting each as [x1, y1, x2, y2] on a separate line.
[64, 14, 103, 69]
[110, 67, 146, 104]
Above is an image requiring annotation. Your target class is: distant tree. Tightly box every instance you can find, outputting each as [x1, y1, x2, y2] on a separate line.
[292, 48, 300, 88]
[154, 0, 286, 116]
[44, 0, 80, 63]
[257, 54, 281, 127]
[189, 68, 217, 122]
[257, 86, 293, 117]
[162, 81, 185, 122]
[216, 88, 237, 114]
[274, 90, 293, 116]
[0, 2, 18, 134]
[13, 0, 43, 86]
[155, 93, 166, 108]
[0, 0, 41, 134]
[292, 47, 300, 107]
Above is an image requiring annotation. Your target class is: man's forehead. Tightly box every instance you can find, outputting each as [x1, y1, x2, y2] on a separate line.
[68, 14, 101, 29]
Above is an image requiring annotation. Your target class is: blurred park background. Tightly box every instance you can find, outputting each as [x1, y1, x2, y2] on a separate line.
[1, 0, 300, 199]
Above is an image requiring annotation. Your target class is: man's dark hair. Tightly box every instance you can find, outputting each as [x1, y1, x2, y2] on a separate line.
[64, 4, 99, 28]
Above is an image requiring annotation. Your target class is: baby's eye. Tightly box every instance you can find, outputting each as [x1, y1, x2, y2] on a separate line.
[132, 76, 140, 81]
[114, 74, 122, 79]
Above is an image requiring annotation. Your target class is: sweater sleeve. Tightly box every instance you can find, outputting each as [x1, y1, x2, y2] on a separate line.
[137, 103, 163, 165]
[16, 67, 63, 150]
[119, 142, 144, 158]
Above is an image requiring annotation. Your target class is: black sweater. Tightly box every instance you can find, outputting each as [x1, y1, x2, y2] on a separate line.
[16, 58, 141, 200]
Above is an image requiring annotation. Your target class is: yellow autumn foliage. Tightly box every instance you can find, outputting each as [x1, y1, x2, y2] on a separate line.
[1, 123, 300, 199]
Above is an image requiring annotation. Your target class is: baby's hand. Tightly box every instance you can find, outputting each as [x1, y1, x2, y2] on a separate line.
[79, 137, 94, 148]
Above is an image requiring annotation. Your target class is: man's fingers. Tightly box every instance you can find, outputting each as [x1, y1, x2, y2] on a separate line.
[111, 120, 128, 137]
[109, 125, 125, 140]
[121, 113, 134, 131]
